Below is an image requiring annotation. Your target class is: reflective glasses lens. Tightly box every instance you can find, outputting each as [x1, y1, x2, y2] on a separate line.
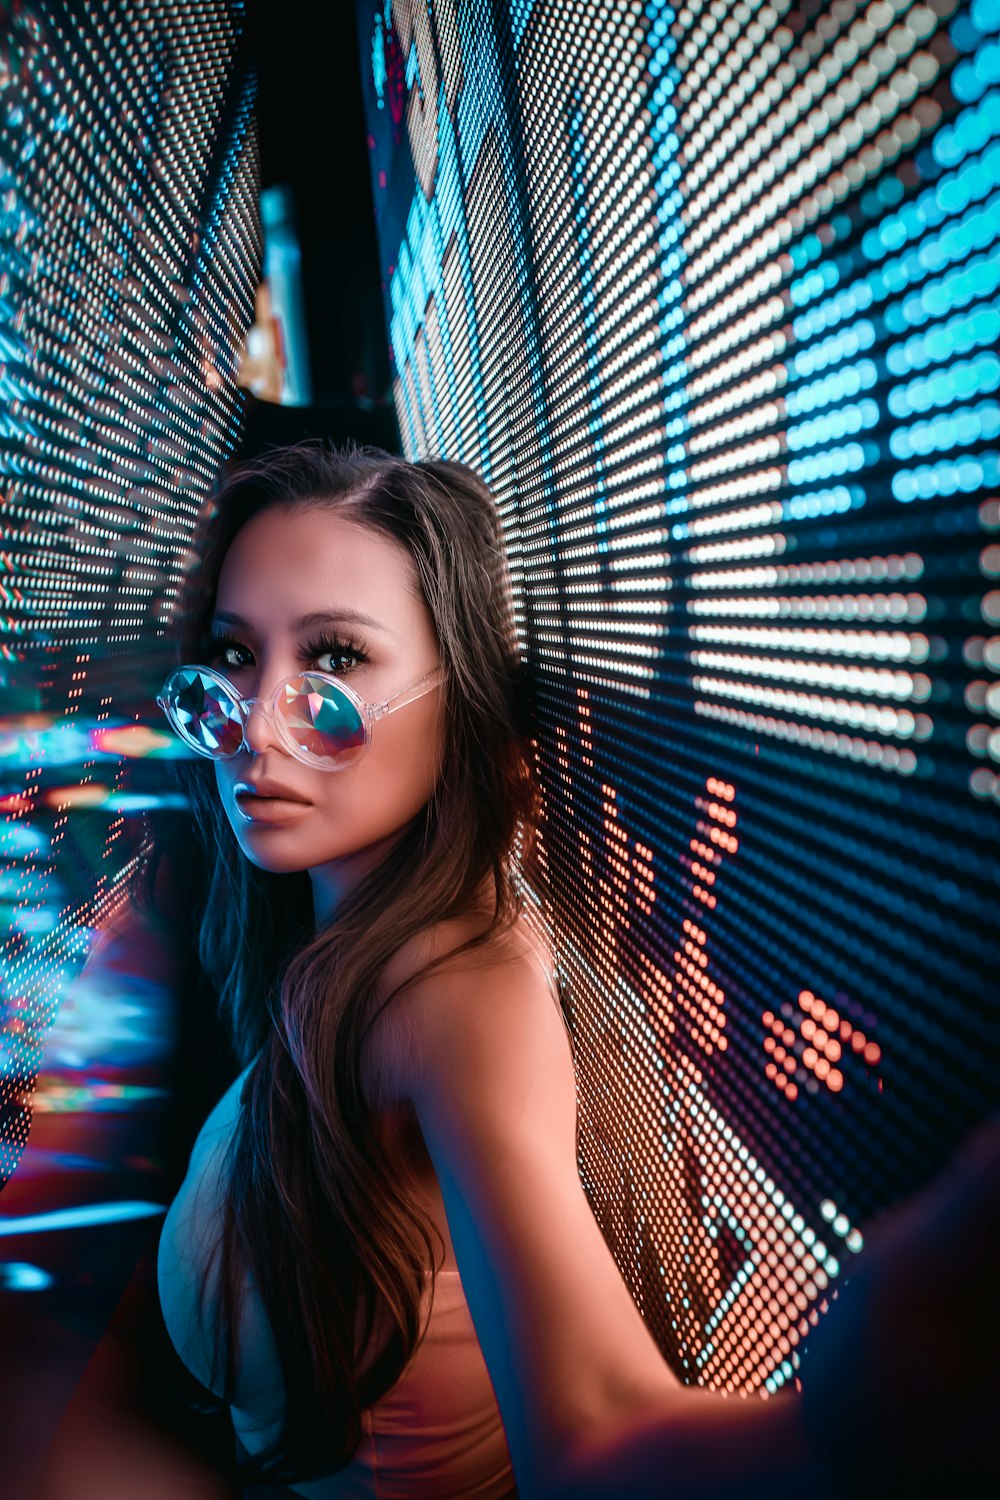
[279, 672, 367, 765]
[167, 668, 245, 756]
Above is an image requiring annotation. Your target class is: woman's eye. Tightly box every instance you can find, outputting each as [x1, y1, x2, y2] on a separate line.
[209, 638, 250, 669]
[314, 646, 361, 673]
[304, 635, 367, 674]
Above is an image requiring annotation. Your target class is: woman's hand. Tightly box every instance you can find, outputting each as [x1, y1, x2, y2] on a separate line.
[799, 1115, 1000, 1496]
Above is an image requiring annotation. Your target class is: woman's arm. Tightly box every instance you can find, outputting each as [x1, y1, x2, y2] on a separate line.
[392, 940, 830, 1499]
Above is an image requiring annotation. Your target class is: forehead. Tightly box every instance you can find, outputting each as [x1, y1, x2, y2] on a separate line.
[214, 505, 422, 630]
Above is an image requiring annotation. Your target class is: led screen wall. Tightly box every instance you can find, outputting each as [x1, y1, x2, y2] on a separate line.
[359, 0, 1000, 1396]
[0, 1, 258, 1189]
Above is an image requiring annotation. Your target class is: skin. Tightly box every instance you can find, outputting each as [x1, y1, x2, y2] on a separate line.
[210, 503, 446, 928]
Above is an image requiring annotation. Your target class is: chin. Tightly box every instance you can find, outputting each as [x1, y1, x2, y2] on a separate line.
[230, 821, 317, 864]
[240, 846, 314, 875]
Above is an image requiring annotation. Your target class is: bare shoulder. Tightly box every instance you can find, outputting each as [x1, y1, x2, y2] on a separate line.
[363, 899, 563, 1108]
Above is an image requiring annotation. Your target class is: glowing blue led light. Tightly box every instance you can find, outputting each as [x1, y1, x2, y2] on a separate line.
[784, 486, 859, 521]
[895, 247, 1000, 331]
[0, 1201, 166, 1236]
[790, 323, 876, 380]
[887, 301, 1000, 376]
[933, 90, 1000, 169]
[793, 279, 875, 339]
[790, 262, 839, 308]
[787, 401, 879, 451]
[0, 1261, 54, 1290]
[864, 149, 1000, 269]
[787, 361, 877, 418]
[953, 44, 1000, 103]
[971, 0, 1000, 37]
[890, 401, 1000, 460]
[787, 443, 868, 485]
[888, 351, 1000, 417]
[893, 451, 1000, 501]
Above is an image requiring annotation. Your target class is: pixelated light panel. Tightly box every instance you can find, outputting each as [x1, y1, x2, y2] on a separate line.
[359, 0, 1000, 1394]
[0, 2, 259, 1188]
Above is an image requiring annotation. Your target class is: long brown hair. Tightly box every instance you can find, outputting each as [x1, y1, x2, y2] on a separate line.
[146, 442, 540, 1484]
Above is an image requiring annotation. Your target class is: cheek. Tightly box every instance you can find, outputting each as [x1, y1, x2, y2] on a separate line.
[356, 694, 445, 813]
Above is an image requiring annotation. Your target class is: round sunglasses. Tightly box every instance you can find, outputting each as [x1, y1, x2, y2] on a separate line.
[156, 663, 444, 771]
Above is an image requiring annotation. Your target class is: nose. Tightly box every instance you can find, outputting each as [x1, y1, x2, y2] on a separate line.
[240, 690, 286, 756]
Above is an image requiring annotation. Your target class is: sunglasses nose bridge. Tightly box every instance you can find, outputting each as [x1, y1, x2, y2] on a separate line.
[236, 686, 286, 754]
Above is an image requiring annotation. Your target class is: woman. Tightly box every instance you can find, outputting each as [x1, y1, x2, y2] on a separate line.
[151, 442, 998, 1499]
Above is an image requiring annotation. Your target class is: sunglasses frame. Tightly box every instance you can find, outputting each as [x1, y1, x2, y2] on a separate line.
[156, 662, 445, 770]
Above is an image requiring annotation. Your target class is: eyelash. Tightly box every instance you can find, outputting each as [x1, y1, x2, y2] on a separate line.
[206, 632, 369, 675]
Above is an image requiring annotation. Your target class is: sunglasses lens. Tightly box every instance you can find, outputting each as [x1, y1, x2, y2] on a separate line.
[278, 672, 367, 766]
[164, 668, 245, 756]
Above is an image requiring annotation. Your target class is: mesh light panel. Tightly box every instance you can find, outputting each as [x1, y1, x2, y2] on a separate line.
[359, 0, 1000, 1396]
[0, 1, 258, 1188]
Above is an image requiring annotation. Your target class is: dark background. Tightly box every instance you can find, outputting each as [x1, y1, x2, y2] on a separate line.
[242, 1, 401, 454]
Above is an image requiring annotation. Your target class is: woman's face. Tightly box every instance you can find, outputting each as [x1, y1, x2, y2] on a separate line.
[209, 503, 445, 925]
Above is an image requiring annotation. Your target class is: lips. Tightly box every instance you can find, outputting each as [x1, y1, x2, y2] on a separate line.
[234, 780, 311, 803]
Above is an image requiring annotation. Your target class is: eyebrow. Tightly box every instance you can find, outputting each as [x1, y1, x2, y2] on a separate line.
[210, 609, 390, 635]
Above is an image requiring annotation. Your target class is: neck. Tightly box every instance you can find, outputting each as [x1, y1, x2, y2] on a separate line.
[308, 831, 408, 928]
